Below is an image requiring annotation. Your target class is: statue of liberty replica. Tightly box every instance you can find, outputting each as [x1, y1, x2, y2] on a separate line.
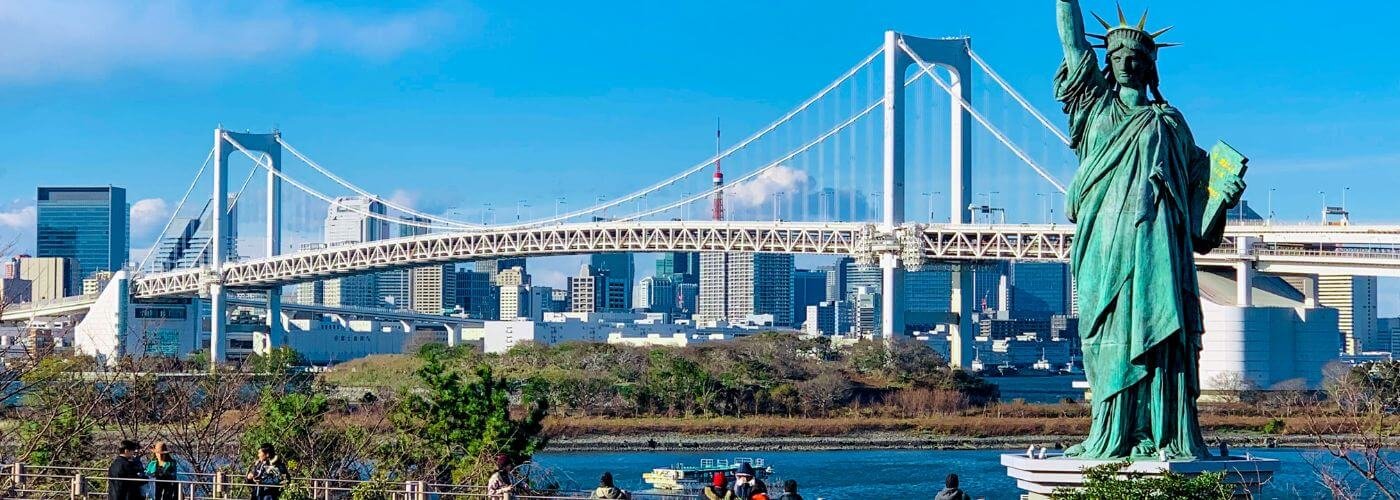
[1054, 0, 1247, 460]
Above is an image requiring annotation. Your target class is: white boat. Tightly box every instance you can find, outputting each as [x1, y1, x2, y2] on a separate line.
[1061, 355, 1083, 375]
[642, 458, 773, 491]
[1032, 348, 1054, 372]
[970, 347, 985, 373]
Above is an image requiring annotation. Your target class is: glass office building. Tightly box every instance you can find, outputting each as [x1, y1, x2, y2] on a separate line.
[37, 186, 128, 295]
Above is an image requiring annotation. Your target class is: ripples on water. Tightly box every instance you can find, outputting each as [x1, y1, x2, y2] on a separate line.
[535, 448, 1364, 499]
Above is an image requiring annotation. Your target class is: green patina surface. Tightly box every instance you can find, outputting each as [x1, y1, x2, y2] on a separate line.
[1054, 0, 1246, 460]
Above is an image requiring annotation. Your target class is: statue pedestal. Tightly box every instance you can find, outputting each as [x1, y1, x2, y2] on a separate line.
[1001, 452, 1279, 499]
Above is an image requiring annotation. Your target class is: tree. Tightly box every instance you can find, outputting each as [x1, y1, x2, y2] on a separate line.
[1052, 462, 1233, 500]
[382, 349, 549, 484]
[1304, 361, 1399, 500]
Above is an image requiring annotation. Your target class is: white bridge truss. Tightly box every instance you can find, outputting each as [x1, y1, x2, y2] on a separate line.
[131, 221, 1400, 299]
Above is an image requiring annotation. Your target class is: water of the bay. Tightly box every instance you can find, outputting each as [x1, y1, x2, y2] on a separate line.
[535, 448, 1371, 499]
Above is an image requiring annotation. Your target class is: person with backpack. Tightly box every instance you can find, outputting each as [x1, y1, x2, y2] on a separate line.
[146, 442, 179, 500]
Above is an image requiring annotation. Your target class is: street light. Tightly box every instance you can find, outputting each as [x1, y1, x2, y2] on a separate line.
[1267, 188, 1275, 225]
[921, 191, 941, 223]
[1343, 186, 1351, 211]
[1036, 193, 1049, 224]
[516, 200, 528, 222]
[481, 203, 492, 225]
[554, 197, 566, 218]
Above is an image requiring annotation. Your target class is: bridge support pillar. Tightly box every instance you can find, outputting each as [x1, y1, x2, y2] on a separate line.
[266, 289, 283, 348]
[1235, 236, 1256, 307]
[209, 285, 226, 364]
[444, 323, 459, 347]
[949, 264, 976, 369]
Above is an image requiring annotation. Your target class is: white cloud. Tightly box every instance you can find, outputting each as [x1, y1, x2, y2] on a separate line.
[0, 204, 36, 254]
[129, 198, 171, 244]
[0, 1, 460, 83]
[388, 189, 419, 210]
[724, 165, 810, 209]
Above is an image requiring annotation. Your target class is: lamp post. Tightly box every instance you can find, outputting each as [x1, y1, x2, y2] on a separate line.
[1036, 193, 1049, 224]
[554, 197, 565, 218]
[481, 203, 492, 225]
[921, 191, 940, 223]
[1267, 188, 1275, 225]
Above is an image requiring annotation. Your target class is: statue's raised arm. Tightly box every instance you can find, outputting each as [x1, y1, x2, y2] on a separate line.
[1056, 0, 1092, 67]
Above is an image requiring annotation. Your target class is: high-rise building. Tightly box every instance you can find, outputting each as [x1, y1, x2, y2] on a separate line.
[698, 252, 794, 326]
[637, 275, 678, 314]
[37, 186, 129, 294]
[497, 267, 530, 320]
[569, 264, 603, 313]
[410, 264, 456, 315]
[793, 269, 828, 327]
[851, 286, 881, 337]
[1379, 317, 1400, 356]
[1008, 262, 1072, 320]
[17, 256, 72, 301]
[151, 197, 239, 272]
[476, 258, 528, 285]
[82, 270, 114, 296]
[1318, 275, 1379, 354]
[656, 252, 700, 284]
[676, 282, 699, 319]
[823, 257, 853, 303]
[324, 196, 387, 245]
[590, 253, 634, 310]
[378, 216, 430, 309]
[455, 270, 496, 319]
[1, 255, 20, 279]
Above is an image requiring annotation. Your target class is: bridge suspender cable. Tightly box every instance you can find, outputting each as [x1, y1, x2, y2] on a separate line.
[223, 133, 464, 232]
[136, 148, 215, 273]
[504, 47, 885, 228]
[187, 149, 278, 267]
[276, 138, 481, 229]
[899, 38, 1068, 194]
[619, 66, 936, 222]
[966, 49, 1073, 147]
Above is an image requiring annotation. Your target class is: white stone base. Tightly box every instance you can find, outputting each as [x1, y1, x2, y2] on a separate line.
[1002, 452, 1279, 499]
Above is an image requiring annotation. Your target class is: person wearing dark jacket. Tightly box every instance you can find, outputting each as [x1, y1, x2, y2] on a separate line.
[245, 443, 290, 500]
[732, 462, 767, 500]
[146, 442, 179, 500]
[776, 479, 802, 500]
[591, 472, 628, 499]
[106, 440, 146, 500]
[934, 473, 972, 500]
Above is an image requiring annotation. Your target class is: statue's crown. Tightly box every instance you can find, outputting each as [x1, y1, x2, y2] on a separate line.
[1088, 4, 1178, 59]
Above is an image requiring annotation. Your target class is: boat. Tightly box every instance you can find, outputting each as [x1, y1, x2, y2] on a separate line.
[970, 347, 986, 373]
[1061, 355, 1083, 375]
[995, 359, 1020, 377]
[1031, 348, 1055, 373]
[642, 458, 774, 491]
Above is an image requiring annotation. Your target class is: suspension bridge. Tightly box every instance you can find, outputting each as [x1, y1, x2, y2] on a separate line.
[10, 31, 1400, 367]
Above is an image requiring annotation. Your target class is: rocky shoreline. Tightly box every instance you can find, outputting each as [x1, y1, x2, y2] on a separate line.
[548, 431, 1314, 452]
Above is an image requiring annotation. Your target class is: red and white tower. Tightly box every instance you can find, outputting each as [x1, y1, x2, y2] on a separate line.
[711, 119, 725, 221]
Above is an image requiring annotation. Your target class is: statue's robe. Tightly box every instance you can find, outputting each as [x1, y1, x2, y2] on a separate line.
[1056, 50, 1217, 459]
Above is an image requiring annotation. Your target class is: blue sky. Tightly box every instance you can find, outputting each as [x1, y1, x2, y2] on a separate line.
[0, 0, 1398, 311]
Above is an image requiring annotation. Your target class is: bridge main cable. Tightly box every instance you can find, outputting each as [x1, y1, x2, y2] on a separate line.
[497, 47, 884, 228]
[136, 148, 214, 272]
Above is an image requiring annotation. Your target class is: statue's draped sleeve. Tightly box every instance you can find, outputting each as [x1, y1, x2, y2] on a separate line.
[1054, 51, 1106, 223]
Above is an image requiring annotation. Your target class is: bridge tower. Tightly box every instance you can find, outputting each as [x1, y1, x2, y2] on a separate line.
[210, 128, 282, 365]
[882, 32, 976, 368]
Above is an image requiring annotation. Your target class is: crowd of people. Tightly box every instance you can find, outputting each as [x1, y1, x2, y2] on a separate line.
[101, 443, 973, 499]
[103, 440, 288, 500]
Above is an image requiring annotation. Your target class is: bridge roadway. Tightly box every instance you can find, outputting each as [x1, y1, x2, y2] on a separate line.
[0, 293, 483, 325]
[130, 221, 1400, 298]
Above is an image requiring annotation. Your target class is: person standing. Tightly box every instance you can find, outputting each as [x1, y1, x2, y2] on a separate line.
[245, 443, 289, 500]
[702, 473, 736, 500]
[146, 442, 179, 500]
[934, 473, 972, 500]
[590, 472, 628, 499]
[106, 440, 146, 500]
[732, 463, 767, 500]
[776, 479, 803, 500]
[487, 454, 517, 500]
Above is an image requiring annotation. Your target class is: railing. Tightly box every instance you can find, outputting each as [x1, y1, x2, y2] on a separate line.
[4, 464, 697, 500]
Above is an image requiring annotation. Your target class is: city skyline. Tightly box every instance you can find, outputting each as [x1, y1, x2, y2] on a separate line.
[1, 1, 1399, 313]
